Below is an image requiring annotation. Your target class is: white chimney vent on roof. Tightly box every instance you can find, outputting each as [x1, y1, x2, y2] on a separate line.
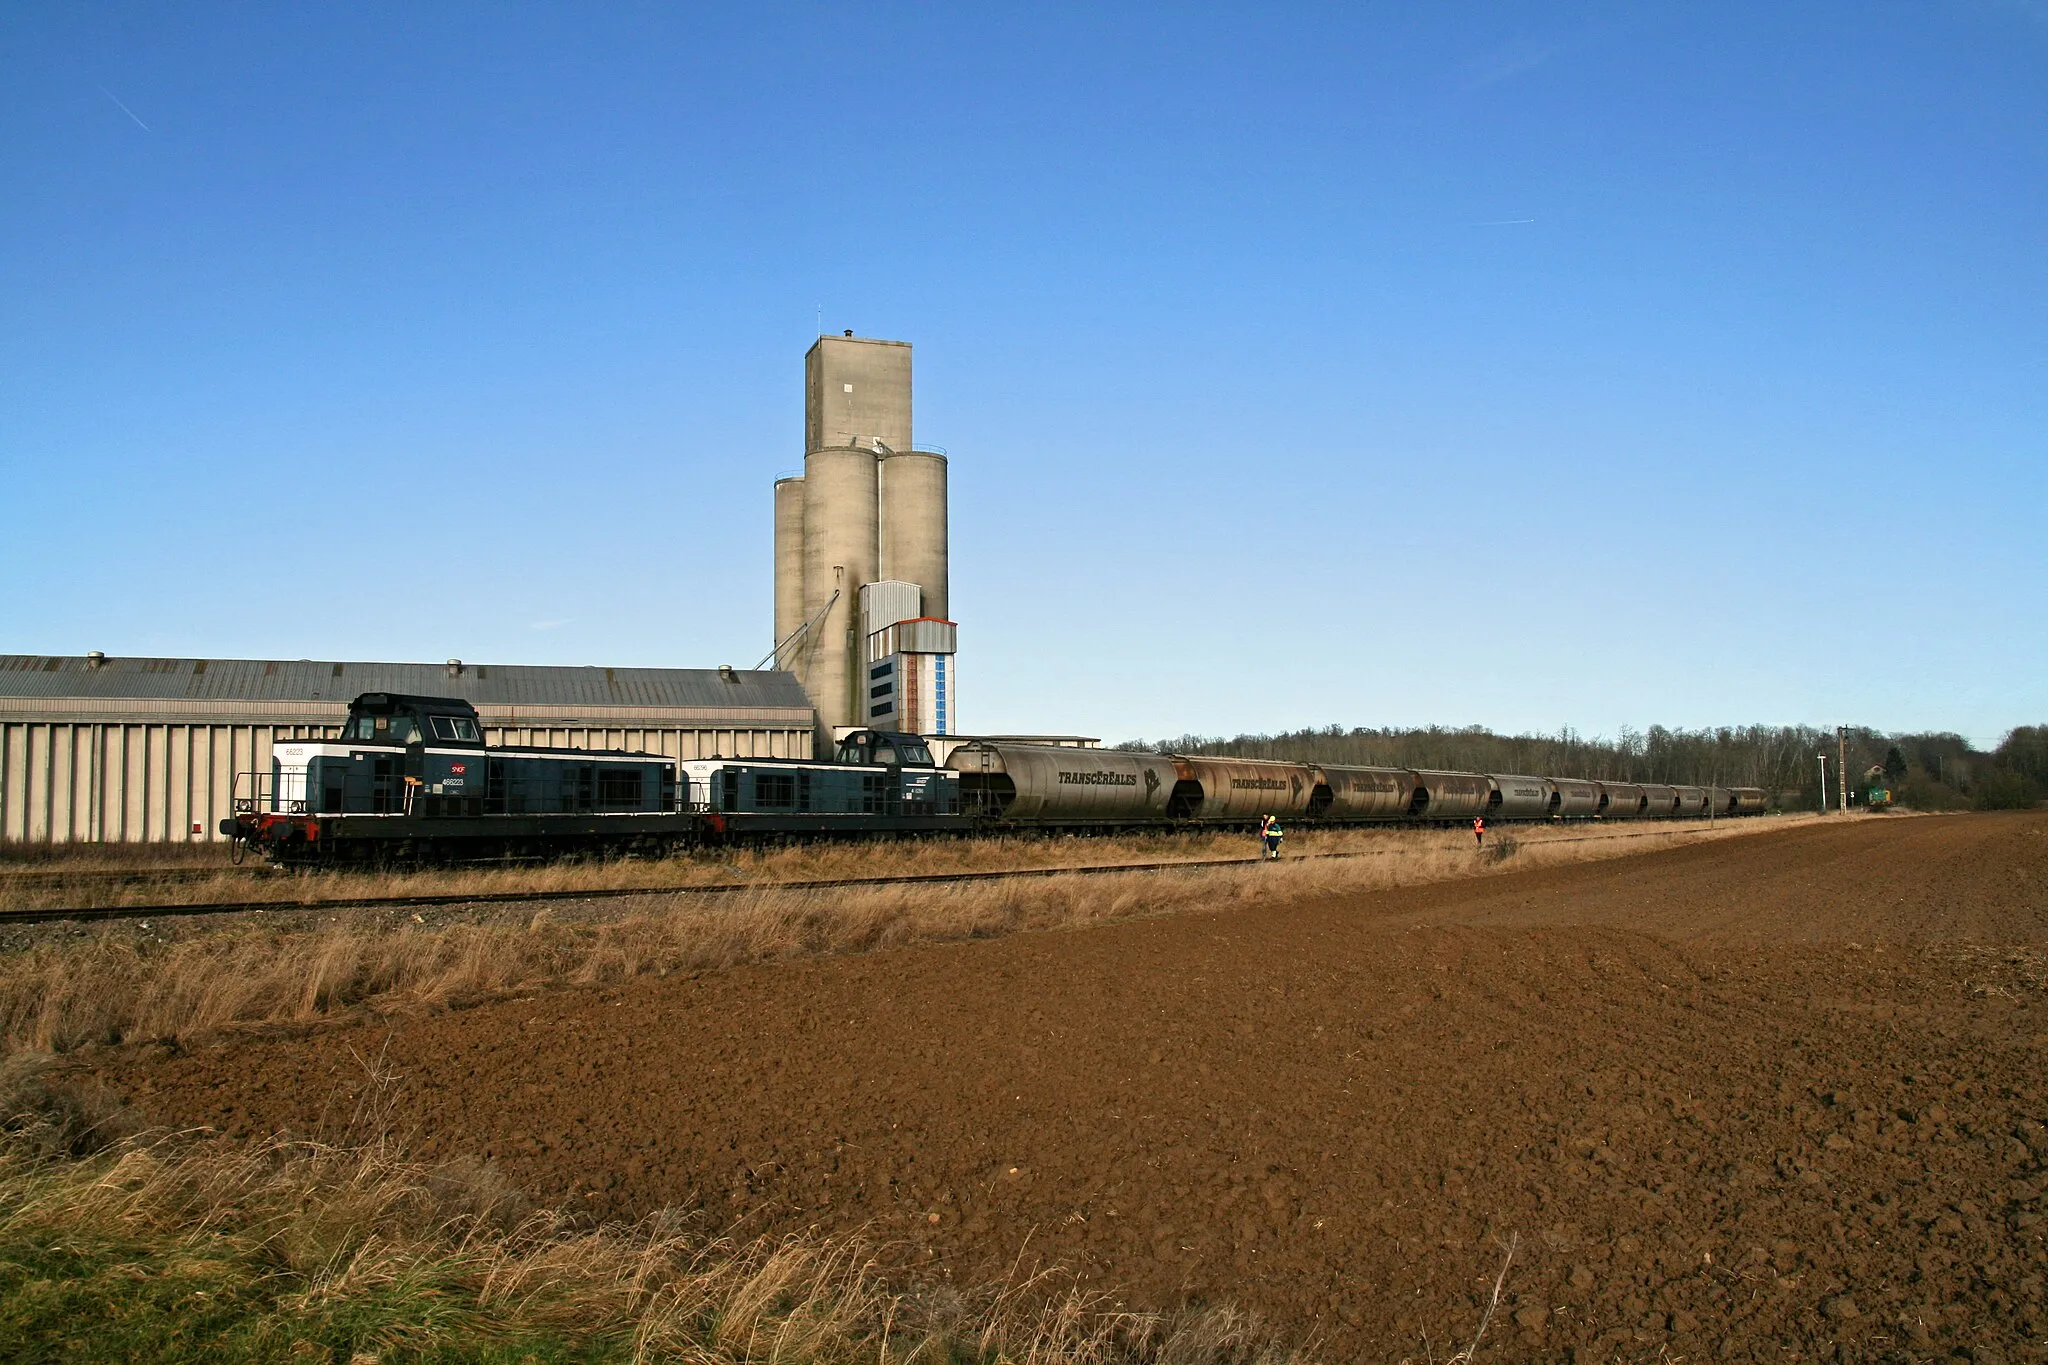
[86, 651, 105, 670]
[446, 659, 462, 678]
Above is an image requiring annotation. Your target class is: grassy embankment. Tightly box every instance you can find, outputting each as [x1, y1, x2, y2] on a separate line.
[0, 817, 1824, 1053]
[0, 814, 1814, 914]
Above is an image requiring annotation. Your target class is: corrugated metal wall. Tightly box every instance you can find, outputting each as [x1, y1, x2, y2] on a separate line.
[1, 719, 812, 845]
[0, 721, 330, 844]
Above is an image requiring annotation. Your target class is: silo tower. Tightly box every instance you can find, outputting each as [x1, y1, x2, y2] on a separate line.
[770, 332, 955, 738]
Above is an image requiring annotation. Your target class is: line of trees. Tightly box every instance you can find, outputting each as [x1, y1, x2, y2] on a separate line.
[1114, 722, 2047, 811]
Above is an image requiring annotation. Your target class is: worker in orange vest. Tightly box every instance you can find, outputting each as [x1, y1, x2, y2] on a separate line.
[1473, 816, 1486, 848]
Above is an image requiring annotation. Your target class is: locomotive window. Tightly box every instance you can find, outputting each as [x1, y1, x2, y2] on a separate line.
[429, 716, 481, 741]
[387, 717, 418, 743]
[871, 743, 898, 765]
[897, 742, 933, 766]
[597, 768, 644, 809]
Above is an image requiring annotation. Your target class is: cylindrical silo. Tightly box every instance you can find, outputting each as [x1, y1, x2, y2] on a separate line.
[772, 476, 806, 675]
[878, 450, 949, 623]
[801, 446, 879, 733]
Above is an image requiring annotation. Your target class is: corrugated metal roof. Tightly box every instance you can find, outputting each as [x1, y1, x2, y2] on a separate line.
[0, 655, 814, 713]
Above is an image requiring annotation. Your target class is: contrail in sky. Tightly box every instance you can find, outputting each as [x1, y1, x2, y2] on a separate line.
[97, 86, 150, 132]
[1473, 218, 1537, 226]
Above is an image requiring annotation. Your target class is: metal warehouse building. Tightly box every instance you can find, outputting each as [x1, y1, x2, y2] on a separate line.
[0, 654, 816, 844]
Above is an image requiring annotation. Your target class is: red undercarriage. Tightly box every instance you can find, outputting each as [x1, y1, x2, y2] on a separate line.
[240, 813, 320, 846]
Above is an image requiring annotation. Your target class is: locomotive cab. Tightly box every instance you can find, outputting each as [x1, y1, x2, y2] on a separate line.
[226, 691, 684, 862]
[297, 693, 490, 816]
[833, 730, 935, 767]
[343, 693, 486, 749]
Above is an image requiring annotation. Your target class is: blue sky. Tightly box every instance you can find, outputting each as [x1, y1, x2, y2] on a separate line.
[3, 2, 2043, 747]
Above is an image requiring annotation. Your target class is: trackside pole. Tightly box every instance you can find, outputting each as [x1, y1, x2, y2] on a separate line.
[1838, 726, 1849, 813]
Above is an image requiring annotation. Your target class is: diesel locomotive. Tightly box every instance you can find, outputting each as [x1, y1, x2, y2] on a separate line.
[222, 691, 1769, 865]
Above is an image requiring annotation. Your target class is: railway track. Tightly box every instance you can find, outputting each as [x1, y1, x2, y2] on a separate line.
[2, 858, 1269, 925]
[0, 823, 1758, 926]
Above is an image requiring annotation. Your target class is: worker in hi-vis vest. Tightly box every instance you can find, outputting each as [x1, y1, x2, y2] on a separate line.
[1473, 816, 1486, 848]
[1259, 813, 1284, 860]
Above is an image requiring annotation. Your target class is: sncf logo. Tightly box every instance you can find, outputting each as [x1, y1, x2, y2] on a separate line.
[450, 763, 467, 774]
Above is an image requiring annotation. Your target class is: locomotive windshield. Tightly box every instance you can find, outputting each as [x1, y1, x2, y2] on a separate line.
[341, 693, 483, 746]
[347, 714, 419, 742]
[834, 731, 934, 766]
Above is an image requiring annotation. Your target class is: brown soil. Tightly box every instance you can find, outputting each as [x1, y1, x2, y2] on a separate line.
[95, 812, 2048, 1361]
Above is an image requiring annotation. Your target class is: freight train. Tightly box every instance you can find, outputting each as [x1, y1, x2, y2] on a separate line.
[222, 691, 1769, 865]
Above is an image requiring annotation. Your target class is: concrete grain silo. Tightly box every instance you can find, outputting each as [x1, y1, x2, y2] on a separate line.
[879, 450, 948, 623]
[772, 476, 806, 675]
[798, 445, 878, 731]
[805, 334, 912, 454]
[774, 332, 953, 736]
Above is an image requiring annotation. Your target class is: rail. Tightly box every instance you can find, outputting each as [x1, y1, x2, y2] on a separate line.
[0, 822, 1765, 926]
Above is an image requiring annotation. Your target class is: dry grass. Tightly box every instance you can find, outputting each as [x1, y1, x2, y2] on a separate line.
[0, 817, 1820, 1056]
[0, 816, 1824, 913]
[2, 831, 1284, 912]
[0, 841, 227, 872]
[0, 1056, 1303, 1363]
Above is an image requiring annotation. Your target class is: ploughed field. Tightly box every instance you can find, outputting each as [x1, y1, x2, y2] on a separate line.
[101, 813, 2048, 1361]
